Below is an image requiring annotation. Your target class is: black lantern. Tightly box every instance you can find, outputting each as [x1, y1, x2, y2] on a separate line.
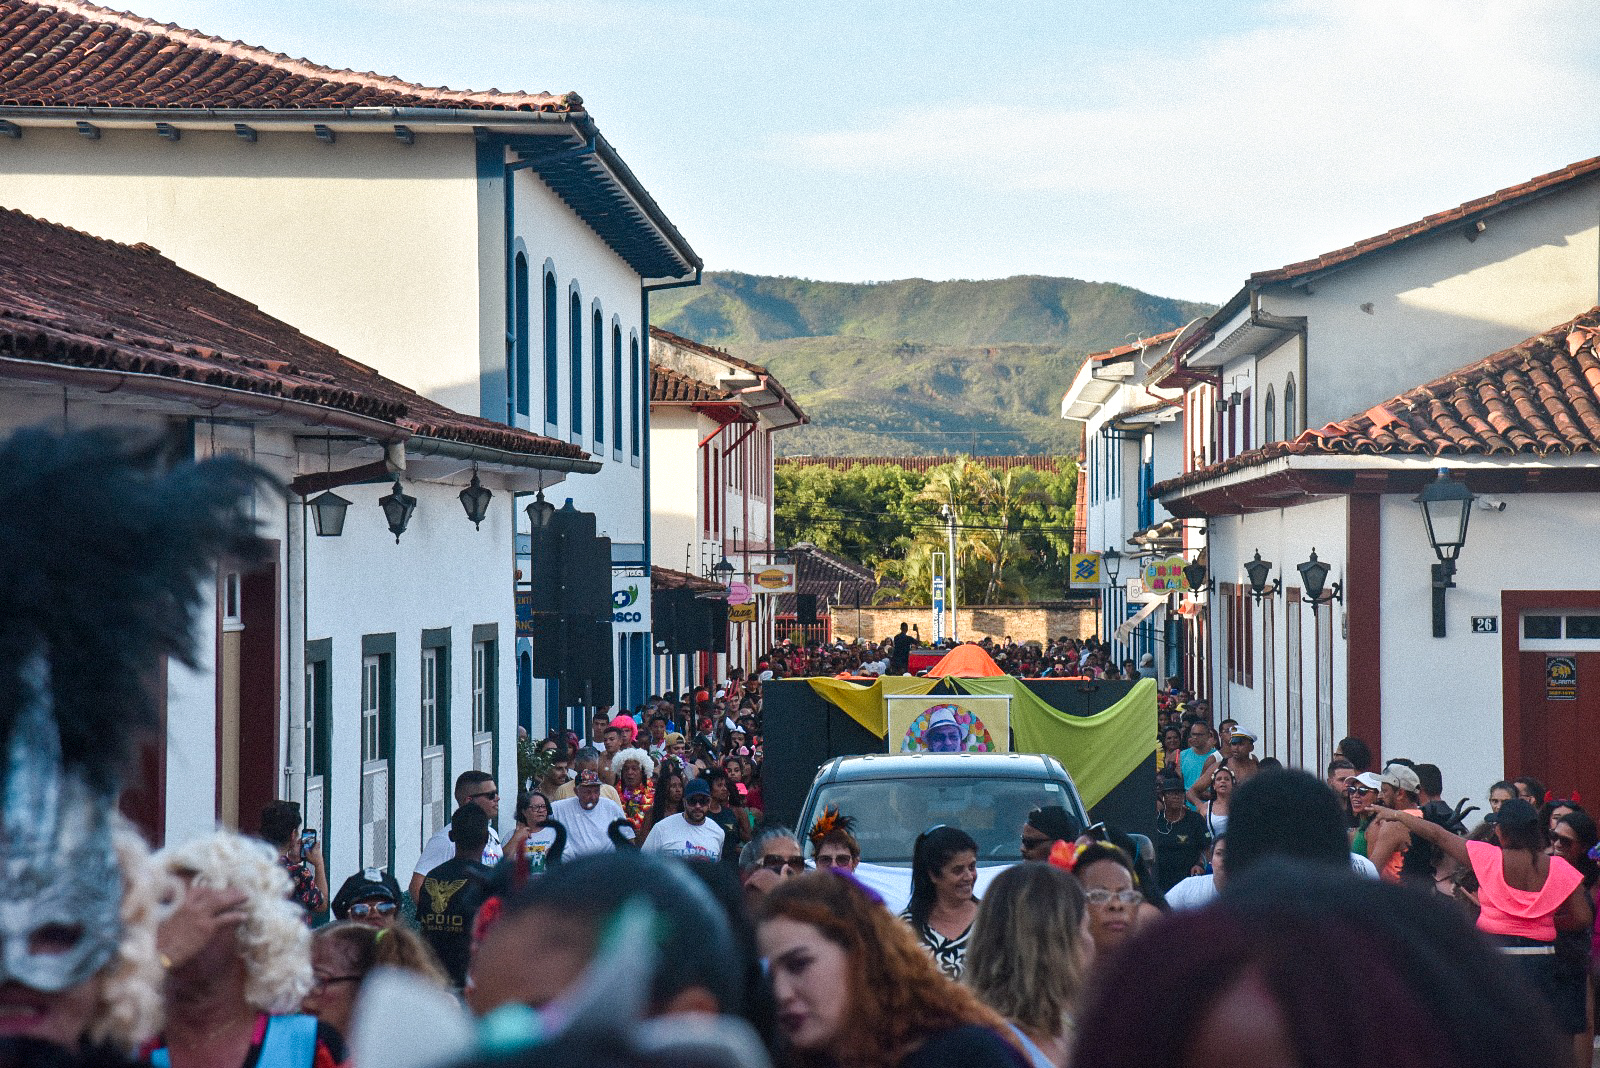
[378, 479, 417, 543]
[1415, 468, 1475, 637]
[1297, 548, 1342, 611]
[710, 556, 735, 581]
[459, 472, 493, 529]
[1182, 560, 1212, 594]
[1102, 547, 1123, 584]
[1243, 550, 1278, 601]
[525, 489, 556, 529]
[307, 491, 350, 537]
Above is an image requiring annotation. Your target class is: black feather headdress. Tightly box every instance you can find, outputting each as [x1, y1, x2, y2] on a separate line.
[0, 426, 270, 794]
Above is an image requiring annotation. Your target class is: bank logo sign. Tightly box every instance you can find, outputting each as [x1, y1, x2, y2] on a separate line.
[611, 568, 648, 630]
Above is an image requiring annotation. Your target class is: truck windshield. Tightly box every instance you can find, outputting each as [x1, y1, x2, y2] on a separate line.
[807, 777, 1074, 865]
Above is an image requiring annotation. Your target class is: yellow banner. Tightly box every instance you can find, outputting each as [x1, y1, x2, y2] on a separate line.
[728, 602, 756, 623]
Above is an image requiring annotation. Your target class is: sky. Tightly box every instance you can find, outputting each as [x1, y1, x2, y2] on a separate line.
[130, 0, 1600, 304]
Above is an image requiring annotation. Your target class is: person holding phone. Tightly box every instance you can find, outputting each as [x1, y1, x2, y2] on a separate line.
[260, 799, 328, 920]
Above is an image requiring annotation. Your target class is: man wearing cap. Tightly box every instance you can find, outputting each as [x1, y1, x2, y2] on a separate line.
[552, 769, 629, 858]
[640, 778, 726, 861]
[1368, 762, 1429, 884]
[554, 747, 622, 804]
[1210, 726, 1260, 786]
[1154, 772, 1210, 892]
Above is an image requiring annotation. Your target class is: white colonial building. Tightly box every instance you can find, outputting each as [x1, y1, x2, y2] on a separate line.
[648, 328, 807, 682]
[1148, 154, 1600, 806]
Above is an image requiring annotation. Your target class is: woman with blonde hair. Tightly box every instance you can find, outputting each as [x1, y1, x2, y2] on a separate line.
[964, 863, 1092, 1067]
[756, 871, 1023, 1067]
[149, 830, 342, 1068]
[301, 922, 449, 1047]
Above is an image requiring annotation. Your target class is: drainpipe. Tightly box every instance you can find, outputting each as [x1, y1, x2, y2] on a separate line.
[1248, 289, 1308, 431]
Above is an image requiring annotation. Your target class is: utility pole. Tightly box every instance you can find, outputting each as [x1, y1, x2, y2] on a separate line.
[940, 504, 959, 644]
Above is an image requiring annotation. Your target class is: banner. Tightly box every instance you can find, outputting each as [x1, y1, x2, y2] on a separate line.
[1142, 554, 1187, 593]
[751, 564, 795, 594]
[728, 602, 757, 624]
[886, 693, 1011, 754]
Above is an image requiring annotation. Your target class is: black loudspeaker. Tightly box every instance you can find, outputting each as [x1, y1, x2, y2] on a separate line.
[796, 593, 818, 626]
[560, 617, 614, 708]
[709, 600, 728, 655]
[525, 525, 561, 614]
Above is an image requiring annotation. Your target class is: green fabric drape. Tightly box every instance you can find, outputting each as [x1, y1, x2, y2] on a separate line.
[804, 676, 941, 736]
[953, 676, 1157, 810]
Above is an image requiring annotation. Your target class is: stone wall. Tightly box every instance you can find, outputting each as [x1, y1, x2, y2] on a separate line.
[830, 603, 1097, 645]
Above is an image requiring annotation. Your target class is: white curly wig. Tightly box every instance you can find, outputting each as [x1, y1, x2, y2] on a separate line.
[157, 829, 312, 1014]
[85, 816, 174, 1052]
[613, 746, 654, 782]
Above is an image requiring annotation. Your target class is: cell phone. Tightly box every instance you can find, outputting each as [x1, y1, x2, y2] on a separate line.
[300, 829, 317, 855]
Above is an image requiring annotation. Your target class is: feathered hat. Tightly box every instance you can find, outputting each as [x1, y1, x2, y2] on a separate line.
[0, 427, 267, 992]
[807, 805, 856, 850]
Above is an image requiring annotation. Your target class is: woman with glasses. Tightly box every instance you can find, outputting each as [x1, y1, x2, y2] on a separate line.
[505, 789, 566, 875]
[900, 826, 980, 979]
[301, 922, 448, 1044]
[1064, 842, 1144, 958]
[807, 808, 860, 872]
[739, 826, 807, 903]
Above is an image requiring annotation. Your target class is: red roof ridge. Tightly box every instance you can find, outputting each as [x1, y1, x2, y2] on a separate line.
[1086, 327, 1183, 362]
[649, 326, 769, 377]
[1253, 156, 1600, 285]
[7, 0, 579, 111]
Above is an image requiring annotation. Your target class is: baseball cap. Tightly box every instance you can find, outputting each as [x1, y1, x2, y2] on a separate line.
[576, 769, 601, 787]
[331, 866, 400, 919]
[684, 778, 711, 798]
[1381, 763, 1421, 793]
[664, 731, 685, 746]
[1353, 772, 1384, 791]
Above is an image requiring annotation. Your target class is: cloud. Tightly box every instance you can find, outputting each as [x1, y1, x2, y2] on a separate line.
[778, 0, 1600, 292]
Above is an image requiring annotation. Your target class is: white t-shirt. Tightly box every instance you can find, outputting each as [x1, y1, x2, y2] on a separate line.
[640, 813, 725, 862]
[522, 826, 559, 872]
[551, 795, 627, 858]
[413, 824, 502, 878]
[1167, 852, 1381, 910]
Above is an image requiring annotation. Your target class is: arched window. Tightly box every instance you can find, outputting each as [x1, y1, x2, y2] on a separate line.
[543, 271, 558, 427]
[1283, 374, 1297, 438]
[630, 333, 641, 459]
[512, 253, 530, 420]
[569, 289, 583, 436]
[592, 307, 604, 445]
[611, 323, 623, 457]
[1263, 386, 1276, 445]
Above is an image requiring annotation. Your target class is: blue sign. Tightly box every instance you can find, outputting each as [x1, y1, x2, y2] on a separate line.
[932, 576, 946, 644]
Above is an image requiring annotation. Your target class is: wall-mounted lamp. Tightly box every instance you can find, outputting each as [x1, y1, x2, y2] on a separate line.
[1182, 560, 1213, 594]
[1243, 550, 1279, 601]
[307, 491, 350, 537]
[1415, 468, 1474, 638]
[710, 556, 736, 581]
[1297, 548, 1343, 612]
[379, 479, 416, 543]
[459, 470, 493, 529]
[1102, 547, 1124, 584]
[525, 489, 556, 529]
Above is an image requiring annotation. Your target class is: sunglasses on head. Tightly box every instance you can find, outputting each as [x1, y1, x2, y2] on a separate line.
[350, 900, 397, 919]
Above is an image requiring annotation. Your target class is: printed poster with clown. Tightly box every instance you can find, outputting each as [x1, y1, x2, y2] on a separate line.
[885, 694, 1012, 755]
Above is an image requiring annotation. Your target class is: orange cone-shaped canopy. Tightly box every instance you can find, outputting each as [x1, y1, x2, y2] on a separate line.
[925, 643, 1005, 678]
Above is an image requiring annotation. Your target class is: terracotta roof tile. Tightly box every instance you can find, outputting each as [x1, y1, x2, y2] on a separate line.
[650, 363, 727, 404]
[1086, 327, 1182, 363]
[1252, 157, 1600, 285]
[0, 205, 587, 461]
[1152, 307, 1600, 497]
[0, 0, 578, 112]
[648, 326, 807, 422]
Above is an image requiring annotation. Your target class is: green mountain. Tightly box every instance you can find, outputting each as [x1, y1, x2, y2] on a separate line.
[651, 272, 1213, 456]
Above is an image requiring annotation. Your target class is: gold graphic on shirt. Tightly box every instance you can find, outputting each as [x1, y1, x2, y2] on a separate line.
[425, 878, 468, 915]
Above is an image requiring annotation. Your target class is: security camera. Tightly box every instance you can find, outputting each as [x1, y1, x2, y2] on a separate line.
[1476, 497, 1507, 512]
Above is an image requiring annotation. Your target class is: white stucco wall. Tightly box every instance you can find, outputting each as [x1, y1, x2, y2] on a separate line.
[649, 408, 704, 574]
[1260, 179, 1600, 430]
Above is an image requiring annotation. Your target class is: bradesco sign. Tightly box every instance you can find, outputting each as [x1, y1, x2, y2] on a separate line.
[611, 567, 649, 631]
[752, 564, 796, 593]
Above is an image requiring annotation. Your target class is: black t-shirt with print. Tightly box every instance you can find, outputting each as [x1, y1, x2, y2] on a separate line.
[1154, 807, 1210, 892]
[417, 857, 491, 986]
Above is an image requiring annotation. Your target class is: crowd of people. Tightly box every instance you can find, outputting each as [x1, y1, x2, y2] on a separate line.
[2, 429, 1586, 1068]
[750, 631, 1156, 682]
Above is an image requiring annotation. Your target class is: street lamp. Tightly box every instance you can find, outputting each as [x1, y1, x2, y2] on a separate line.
[1102, 547, 1123, 584]
[1243, 550, 1279, 601]
[459, 471, 493, 530]
[710, 556, 735, 581]
[1182, 559, 1212, 594]
[1296, 548, 1342, 612]
[378, 479, 417, 543]
[1415, 468, 1474, 637]
[307, 491, 350, 537]
[525, 489, 556, 529]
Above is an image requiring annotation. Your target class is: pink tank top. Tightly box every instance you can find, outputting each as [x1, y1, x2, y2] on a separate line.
[1466, 840, 1583, 941]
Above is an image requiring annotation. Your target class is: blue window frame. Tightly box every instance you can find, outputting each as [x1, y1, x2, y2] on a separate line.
[543, 271, 558, 427]
[569, 290, 583, 436]
[611, 324, 623, 456]
[513, 254, 530, 420]
[592, 308, 604, 445]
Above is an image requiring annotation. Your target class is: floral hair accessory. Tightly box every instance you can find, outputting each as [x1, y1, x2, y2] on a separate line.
[1048, 839, 1091, 873]
[807, 805, 855, 849]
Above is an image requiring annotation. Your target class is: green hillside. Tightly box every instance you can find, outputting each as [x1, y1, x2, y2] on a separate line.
[651, 272, 1212, 456]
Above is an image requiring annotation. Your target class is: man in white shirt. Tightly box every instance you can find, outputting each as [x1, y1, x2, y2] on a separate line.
[552, 748, 621, 805]
[641, 778, 725, 861]
[410, 770, 503, 903]
[551, 769, 628, 858]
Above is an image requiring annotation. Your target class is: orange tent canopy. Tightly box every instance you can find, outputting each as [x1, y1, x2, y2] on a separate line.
[925, 643, 1005, 678]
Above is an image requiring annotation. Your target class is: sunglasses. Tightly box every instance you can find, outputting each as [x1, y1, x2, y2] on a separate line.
[685, 795, 711, 806]
[1554, 833, 1581, 847]
[1350, 785, 1377, 795]
[815, 853, 854, 868]
[1021, 833, 1053, 850]
[469, 791, 499, 802]
[762, 854, 806, 873]
[311, 973, 363, 993]
[1085, 888, 1143, 907]
[349, 900, 397, 919]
